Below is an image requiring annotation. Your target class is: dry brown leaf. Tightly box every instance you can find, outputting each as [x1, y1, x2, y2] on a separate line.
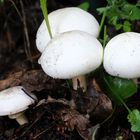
[0, 70, 52, 92]
[58, 108, 90, 140]
[72, 79, 112, 123]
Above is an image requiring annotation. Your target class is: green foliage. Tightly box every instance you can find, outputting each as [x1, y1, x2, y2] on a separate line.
[122, 3, 140, 20]
[101, 74, 140, 132]
[78, 1, 90, 11]
[97, 73, 140, 132]
[101, 74, 137, 104]
[127, 109, 140, 132]
[122, 21, 131, 32]
[40, 0, 52, 38]
[137, 0, 140, 6]
[97, 0, 140, 31]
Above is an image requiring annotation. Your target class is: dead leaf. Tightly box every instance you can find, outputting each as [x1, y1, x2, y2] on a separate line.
[72, 79, 113, 123]
[0, 70, 53, 92]
[58, 108, 90, 140]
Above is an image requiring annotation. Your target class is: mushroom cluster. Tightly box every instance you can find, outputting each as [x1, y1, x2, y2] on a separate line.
[0, 86, 37, 125]
[36, 7, 103, 92]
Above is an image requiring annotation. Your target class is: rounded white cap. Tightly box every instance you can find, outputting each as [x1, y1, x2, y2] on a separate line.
[36, 7, 99, 52]
[104, 32, 140, 79]
[40, 31, 103, 79]
[0, 86, 37, 116]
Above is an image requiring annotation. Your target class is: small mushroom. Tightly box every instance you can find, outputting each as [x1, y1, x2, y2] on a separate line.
[0, 86, 37, 125]
[36, 7, 99, 53]
[103, 32, 140, 80]
[40, 31, 103, 92]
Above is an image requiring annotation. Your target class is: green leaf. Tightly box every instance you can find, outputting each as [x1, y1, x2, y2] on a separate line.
[106, 0, 116, 5]
[123, 20, 131, 32]
[122, 4, 140, 20]
[115, 23, 123, 30]
[127, 109, 140, 132]
[78, 1, 90, 11]
[40, 0, 52, 38]
[110, 16, 118, 25]
[97, 7, 108, 14]
[103, 75, 137, 104]
[97, 0, 140, 31]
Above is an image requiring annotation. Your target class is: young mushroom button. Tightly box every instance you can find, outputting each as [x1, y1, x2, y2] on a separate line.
[104, 32, 140, 80]
[36, 7, 99, 52]
[0, 86, 37, 125]
[40, 31, 103, 92]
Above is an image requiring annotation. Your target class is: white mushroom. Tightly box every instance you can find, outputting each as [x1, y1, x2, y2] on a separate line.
[0, 86, 37, 125]
[36, 7, 99, 53]
[104, 32, 140, 80]
[40, 31, 103, 92]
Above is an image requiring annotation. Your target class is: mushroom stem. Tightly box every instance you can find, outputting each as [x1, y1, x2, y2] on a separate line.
[72, 75, 87, 92]
[9, 112, 28, 125]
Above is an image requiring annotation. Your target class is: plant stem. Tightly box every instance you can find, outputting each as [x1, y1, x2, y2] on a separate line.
[98, 9, 106, 39]
[40, 0, 52, 39]
[101, 106, 116, 125]
[103, 25, 107, 47]
[9, 0, 22, 21]
[20, 0, 34, 68]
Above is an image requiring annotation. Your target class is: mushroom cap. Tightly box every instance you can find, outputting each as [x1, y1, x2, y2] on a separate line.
[104, 32, 140, 79]
[40, 31, 103, 79]
[0, 86, 37, 116]
[36, 7, 99, 52]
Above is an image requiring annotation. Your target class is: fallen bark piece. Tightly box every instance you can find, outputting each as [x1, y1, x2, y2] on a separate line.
[0, 70, 53, 92]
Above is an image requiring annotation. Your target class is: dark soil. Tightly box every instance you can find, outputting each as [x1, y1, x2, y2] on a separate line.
[0, 0, 140, 140]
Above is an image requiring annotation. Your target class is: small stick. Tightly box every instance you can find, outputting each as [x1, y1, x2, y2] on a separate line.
[20, 0, 34, 68]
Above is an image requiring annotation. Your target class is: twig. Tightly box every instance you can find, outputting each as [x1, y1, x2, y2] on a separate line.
[33, 123, 55, 139]
[9, 0, 23, 21]
[20, 0, 34, 68]
[20, 110, 47, 137]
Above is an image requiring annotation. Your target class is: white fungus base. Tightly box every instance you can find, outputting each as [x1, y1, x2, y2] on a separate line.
[72, 75, 87, 92]
[104, 32, 140, 79]
[9, 112, 29, 125]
